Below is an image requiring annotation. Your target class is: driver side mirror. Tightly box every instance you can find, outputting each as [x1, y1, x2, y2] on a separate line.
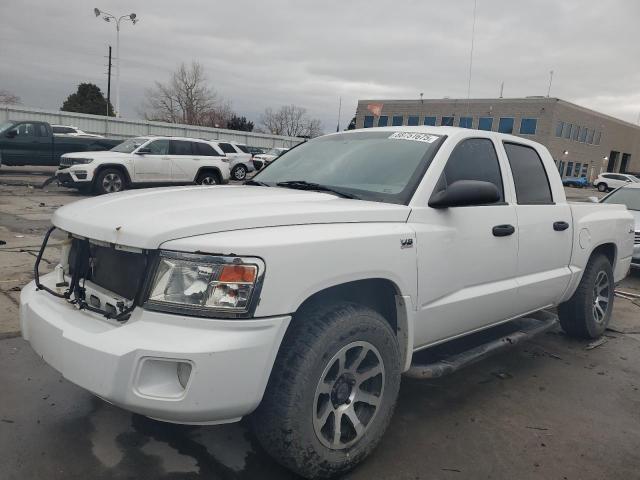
[5, 129, 17, 138]
[429, 180, 501, 209]
[135, 147, 151, 154]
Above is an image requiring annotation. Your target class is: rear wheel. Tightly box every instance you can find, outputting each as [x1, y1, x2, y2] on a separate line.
[231, 164, 248, 181]
[253, 302, 401, 479]
[196, 171, 220, 185]
[597, 183, 608, 192]
[558, 253, 614, 338]
[94, 168, 126, 194]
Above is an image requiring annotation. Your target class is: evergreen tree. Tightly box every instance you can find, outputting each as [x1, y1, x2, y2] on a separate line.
[61, 83, 114, 116]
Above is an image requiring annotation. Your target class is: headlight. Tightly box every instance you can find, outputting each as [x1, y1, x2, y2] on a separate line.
[144, 251, 263, 318]
[69, 158, 94, 165]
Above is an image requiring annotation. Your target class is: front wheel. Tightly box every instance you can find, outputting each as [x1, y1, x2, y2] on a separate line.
[597, 183, 607, 192]
[94, 168, 126, 194]
[558, 253, 614, 338]
[253, 302, 401, 479]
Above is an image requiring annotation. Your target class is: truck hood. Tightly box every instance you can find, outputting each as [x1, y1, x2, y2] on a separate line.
[52, 185, 411, 249]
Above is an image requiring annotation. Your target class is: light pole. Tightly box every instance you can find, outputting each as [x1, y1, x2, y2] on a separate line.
[94, 8, 138, 117]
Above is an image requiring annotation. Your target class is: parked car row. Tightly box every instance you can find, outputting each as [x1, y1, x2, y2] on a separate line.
[55, 135, 293, 194]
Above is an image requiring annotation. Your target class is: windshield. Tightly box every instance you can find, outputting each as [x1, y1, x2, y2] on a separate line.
[0, 122, 14, 133]
[628, 175, 640, 183]
[601, 187, 640, 211]
[253, 131, 443, 204]
[111, 137, 149, 153]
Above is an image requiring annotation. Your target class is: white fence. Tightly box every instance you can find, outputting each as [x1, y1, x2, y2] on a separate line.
[0, 104, 303, 149]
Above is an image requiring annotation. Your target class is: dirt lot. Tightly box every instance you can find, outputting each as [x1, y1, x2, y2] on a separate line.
[1, 166, 640, 479]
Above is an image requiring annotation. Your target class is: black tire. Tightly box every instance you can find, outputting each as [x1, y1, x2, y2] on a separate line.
[94, 168, 126, 195]
[597, 183, 607, 192]
[252, 302, 401, 479]
[196, 170, 220, 185]
[558, 253, 614, 339]
[231, 164, 248, 181]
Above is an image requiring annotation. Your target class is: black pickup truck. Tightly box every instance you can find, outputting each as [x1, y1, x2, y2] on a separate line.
[0, 120, 122, 167]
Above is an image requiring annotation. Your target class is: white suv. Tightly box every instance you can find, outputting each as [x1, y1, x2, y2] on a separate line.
[210, 140, 254, 181]
[593, 172, 639, 192]
[57, 136, 230, 194]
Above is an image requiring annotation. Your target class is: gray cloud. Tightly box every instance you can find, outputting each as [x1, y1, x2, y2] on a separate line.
[1, 0, 639, 131]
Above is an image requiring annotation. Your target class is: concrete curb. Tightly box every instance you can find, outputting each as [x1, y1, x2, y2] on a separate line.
[0, 330, 21, 340]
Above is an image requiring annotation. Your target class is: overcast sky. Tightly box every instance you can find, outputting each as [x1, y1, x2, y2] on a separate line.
[1, 0, 639, 131]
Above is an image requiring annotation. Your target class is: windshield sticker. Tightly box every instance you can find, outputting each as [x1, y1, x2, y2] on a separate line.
[389, 132, 439, 143]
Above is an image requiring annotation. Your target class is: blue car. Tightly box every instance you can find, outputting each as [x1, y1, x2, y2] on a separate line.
[562, 176, 589, 188]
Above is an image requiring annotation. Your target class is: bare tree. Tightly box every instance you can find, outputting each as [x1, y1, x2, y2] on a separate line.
[260, 104, 323, 138]
[141, 61, 231, 126]
[0, 89, 21, 105]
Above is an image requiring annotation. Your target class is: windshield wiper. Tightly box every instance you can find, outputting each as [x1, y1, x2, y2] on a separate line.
[276, 180, 359, 199]
[244, 179, 270, 186]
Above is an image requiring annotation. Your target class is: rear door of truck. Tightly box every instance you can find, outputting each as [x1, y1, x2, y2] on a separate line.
[501, 141, 573, 311]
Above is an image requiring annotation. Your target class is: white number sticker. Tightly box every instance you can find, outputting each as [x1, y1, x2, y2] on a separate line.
[389, 132, 439, 143]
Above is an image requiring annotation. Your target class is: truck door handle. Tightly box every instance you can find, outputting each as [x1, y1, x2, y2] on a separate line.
[553, 221, 569, 231]
[492, 224, 515, 237]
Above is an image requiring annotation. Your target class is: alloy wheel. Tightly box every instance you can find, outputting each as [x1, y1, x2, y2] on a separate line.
[102, 173, 123, 192]
[313, 341, 385, 450]
[592, 270, 610, 323]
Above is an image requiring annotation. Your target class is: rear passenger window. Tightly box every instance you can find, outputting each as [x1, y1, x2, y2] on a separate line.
[170, 140, 193, 155]
[436, 138, 504, 202]
[195, 142, 221, 156]
[504, 142, 553, 204]
[218, 143, 237, 154]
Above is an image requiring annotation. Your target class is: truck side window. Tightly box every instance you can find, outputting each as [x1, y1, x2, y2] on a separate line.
[504, 142, 553, 204]
[436, 138, 504, 202]
[146, 140, 170, 155]
[16, 123, 35, 136]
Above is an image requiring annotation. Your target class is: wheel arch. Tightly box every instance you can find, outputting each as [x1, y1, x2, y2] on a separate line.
[93, 163, 132, 185]
[589, 242, 617, 267]
[195, 166, 222, 183]
[287, 278, 413, 370]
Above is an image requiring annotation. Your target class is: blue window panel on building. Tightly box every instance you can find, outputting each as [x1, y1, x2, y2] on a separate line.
[423, 116, 437, 126]
[407, 116, 419, 126]
[478, 117, 493, 131]
[555, 121, 564, 137]
[377, 116, 388, 127]
[579, 127, 588, 142]
[459, 117, 473, 128]
[498, 117, 514, 134]
[364, 116, 374, 128]
[566, 161, 574, 177]
[392, 115, 403, 126]
[520, 118, 537, 135]
[441, 116, 454, 126]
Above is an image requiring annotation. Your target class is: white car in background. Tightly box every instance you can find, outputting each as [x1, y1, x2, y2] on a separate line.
[209, 140, 254, 181]
[56, 136, 230, 194]
[598, 183, 640, 267]
[253, 147, 290, 169]
[51, 124, 104, 138]
[593, 172, 640, 192]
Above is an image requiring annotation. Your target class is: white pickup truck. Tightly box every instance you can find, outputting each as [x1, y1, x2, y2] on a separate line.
[21, 127, 634, 478]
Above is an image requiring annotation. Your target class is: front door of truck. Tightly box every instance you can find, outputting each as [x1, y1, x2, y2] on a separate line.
[410, 137, 520, 349]
[133, 139, 171, 182]
[502, 141, 572, 312]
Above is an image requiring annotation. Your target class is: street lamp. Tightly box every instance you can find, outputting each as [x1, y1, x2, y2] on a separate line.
[94, 8, 139, 117]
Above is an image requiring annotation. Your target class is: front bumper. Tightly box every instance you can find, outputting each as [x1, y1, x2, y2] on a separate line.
[20, 274, 291, 424]
[56, 169, 92, 188]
